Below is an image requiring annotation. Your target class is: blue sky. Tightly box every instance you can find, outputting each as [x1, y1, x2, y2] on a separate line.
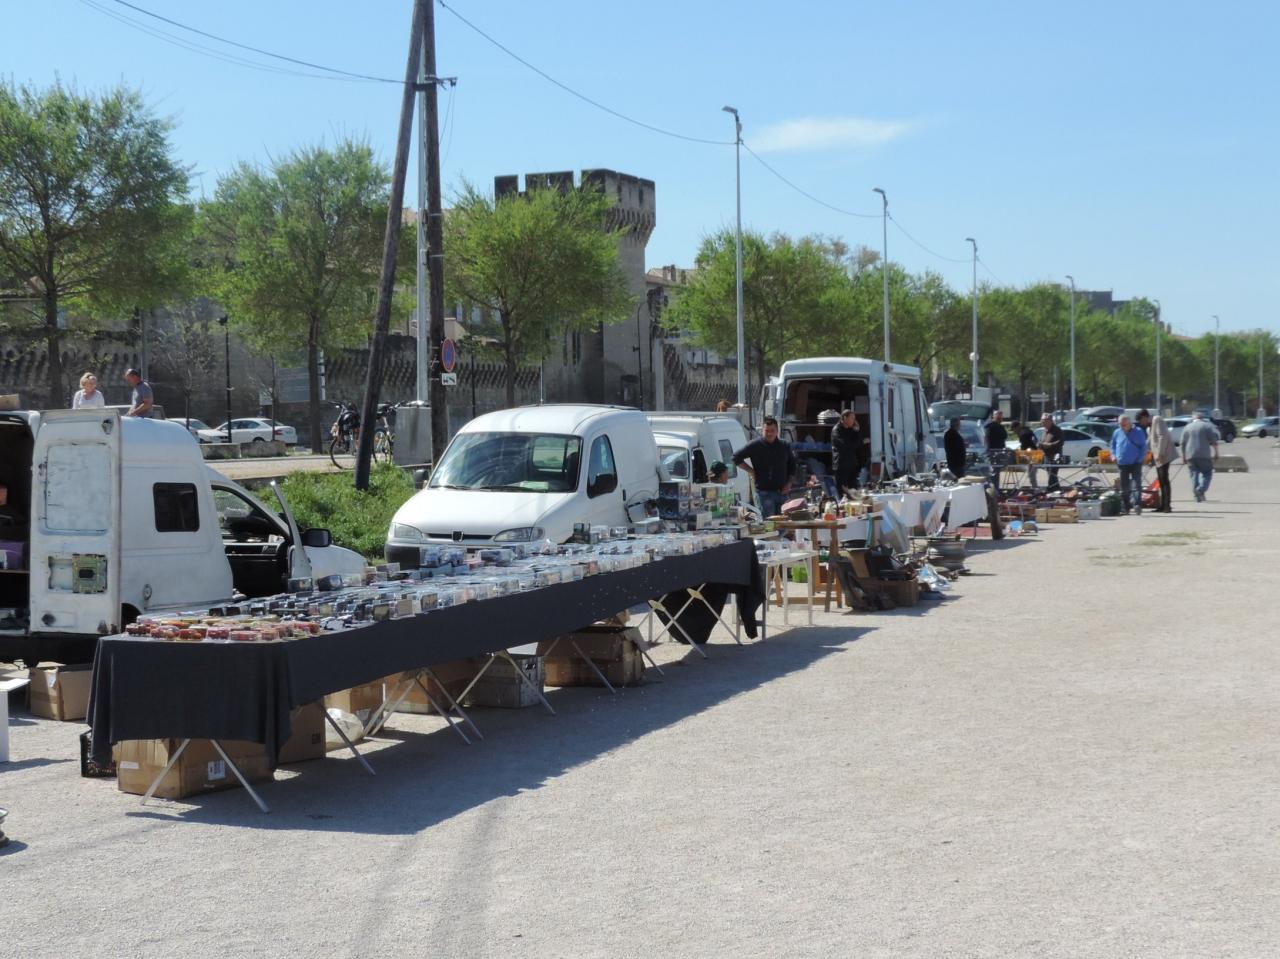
[7, 0, 1276, 337]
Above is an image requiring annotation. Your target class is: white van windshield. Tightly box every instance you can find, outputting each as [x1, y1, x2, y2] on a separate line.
[429, 432, 583, 493]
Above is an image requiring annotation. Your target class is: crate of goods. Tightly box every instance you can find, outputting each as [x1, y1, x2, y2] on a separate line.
[1075, 499, 1101, 520]
[537, 626, 646, 688]
[1035, 507, 1079, 524]
[1014, 449, 1044, 464]
[464, 653, 544, 709]
[116, 738, 272, 800]
[874, 577, 920, 608]
[28, 663, 92, 721]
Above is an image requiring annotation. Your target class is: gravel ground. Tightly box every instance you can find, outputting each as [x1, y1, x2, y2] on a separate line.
[3, 442, 1278, 958]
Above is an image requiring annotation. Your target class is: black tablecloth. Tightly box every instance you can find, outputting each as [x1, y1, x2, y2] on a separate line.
[88, 539, 762, 765]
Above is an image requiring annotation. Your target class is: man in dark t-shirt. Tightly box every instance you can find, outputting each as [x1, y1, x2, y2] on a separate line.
[124, 369, 153, 418]
[732, 417, 796, 517]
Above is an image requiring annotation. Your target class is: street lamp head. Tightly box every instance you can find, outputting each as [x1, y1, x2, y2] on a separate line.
[721, 105, 738, 117]
[872, 187, 885, 196]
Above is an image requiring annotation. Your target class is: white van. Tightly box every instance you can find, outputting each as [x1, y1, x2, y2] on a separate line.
[0, 408, 365, 664]
[761, 357, 936, 479]
[647, 412, 753, 504]
[385, 405, 663, 562]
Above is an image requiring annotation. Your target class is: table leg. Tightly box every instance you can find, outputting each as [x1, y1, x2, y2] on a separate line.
[323, 711, 377, 775]
[140, 737, 191, 806]
[210, 740, 271, 814]
[422, 665, 484, 741]
[824, 527, 838, 612]
[570, 639, 616, 694]
[413, 676, 472, 745]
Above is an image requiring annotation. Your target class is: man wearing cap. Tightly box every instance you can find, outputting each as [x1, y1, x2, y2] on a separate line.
[124, 369, 154, 418]
[708, 460, 731, 485]
[829, 408, 868, 492]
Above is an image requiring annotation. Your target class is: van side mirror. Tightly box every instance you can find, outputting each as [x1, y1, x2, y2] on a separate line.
[301, 528, 332, 548]
[412, 467, 431, 489]
[588, 472, 618, 498]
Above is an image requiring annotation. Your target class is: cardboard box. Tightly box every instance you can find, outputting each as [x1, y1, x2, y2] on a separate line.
[538, 626, 646, 688]
[116, 738, 272, 800]
[1035, 507, 1079, 524]
[464, 654, 544, 709]
[278, 701, 326, 764]
[385, 660, 478, 715]
[28, 663, 92, 721]
[323, 681, 384, 726]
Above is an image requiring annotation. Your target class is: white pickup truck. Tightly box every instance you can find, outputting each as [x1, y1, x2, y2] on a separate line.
[0, 409, 365, 664]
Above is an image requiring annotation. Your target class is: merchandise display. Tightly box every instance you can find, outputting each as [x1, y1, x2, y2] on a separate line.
[119, 530, 743, 647]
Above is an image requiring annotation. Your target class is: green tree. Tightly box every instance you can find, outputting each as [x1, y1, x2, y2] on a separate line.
[443, 181, 632, 405]
[0, 81, 190, 404]
[984, 283, 1068, 415]
[199, 140, 390, 450]
[665, 230, 855, 393]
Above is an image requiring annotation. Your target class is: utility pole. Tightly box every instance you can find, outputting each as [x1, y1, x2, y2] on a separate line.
[873, 188, 890, 363]
[722, 106, 745, 407]
[414, 44, 429, 405]
[354, 0, 428, 490]
[1066, 276, 1076, 410]
[424, 0, 449, 464]
[965, 237, 977, 393]
[1153, 298, 1161, 416]
[1213, 315, 1221, 415]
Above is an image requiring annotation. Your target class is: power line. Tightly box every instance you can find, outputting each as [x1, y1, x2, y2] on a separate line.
[437, 0, 731, 146]
[888, 213, 970, 264]
[740, 144, 881, 218]
[90, 0, 402, 83]
[978, 257, 1006, 285]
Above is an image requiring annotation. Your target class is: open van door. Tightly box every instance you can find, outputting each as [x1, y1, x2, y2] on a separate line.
[29, 410, 123, 637]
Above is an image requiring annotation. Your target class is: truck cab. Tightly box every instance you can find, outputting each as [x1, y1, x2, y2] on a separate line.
[0, 409, 363, 664]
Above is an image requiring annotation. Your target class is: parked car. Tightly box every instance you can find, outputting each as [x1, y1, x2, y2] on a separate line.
[384, 405, 663, 564]
[931, 420, 988, 470]
[1006, 427, 1108, 462]
[1165, 416, 1191, 444]
[1067, 420, 1116, 444]
[1212, 417, 1237, 443]
[197, 418, 297, 445]
[1073, 405, 1123, 423]
[1241, 416, 1280, 439]
[168, 417, 211, 439]
[1165, 416, 1233, 445]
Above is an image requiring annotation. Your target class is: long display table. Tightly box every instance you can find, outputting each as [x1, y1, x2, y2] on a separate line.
[88, 539, 763, 768]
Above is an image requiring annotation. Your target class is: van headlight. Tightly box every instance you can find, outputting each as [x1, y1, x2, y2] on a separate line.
[390, 523, 425, 542]
[493, 526, 544, 542]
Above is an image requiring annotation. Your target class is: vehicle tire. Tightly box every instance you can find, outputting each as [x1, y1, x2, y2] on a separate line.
[1261, 430, 1269, 438]
[1224, 432, 1234, 444]
[329, 435, 352, 470]
[252, 436, 265, 443]
[1088, 447, 1101, 458]
[372, 428, 392, 464]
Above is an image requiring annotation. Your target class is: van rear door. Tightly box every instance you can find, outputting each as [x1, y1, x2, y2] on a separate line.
[30, 409, 123, 636]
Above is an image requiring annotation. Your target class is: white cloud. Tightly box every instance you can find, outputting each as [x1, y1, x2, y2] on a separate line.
[751, 116, 915, 153]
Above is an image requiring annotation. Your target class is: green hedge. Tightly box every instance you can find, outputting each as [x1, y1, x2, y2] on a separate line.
[280, 465, 416, 561]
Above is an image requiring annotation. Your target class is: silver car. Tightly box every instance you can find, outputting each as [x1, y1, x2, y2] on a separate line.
[1241, 416, 1280, 439]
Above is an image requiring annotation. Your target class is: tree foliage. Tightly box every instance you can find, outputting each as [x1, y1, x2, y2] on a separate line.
[198, 140, 391, 450]
[0, 80, 190, 404]
[443, 181, 632, 405]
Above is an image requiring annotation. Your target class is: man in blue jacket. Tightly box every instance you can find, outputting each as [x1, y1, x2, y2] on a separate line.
[1110, 415, 1148, 515]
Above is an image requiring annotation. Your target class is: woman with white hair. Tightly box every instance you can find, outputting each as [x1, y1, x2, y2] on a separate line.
[72, 372, 105, 409]
[1149, 414, 1176, 512]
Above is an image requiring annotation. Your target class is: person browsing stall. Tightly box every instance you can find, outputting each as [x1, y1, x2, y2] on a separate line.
[1179, 410, 1219, 503]
[72, 372, 106, 409]
[1038, 413, 1065, 492]
[124, 368, 154, 418]
[732, 417, 796, 518]
[1149, 414, 1176, 512]
[943, 418, 967, 478]
[829, 409, 869, 492]
[1110, 415, 1148, 514]
[708, 460, 730, 485]
[984, 410, 1008, 453]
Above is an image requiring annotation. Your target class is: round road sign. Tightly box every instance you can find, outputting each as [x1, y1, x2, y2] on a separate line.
[440, 337, 457, 373]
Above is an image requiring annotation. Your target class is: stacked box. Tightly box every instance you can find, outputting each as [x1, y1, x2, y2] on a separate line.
[278, 702, 326, 764]
[117, 739, 272, 799]
[385, 659, 479, 715]
[28, 663, 92, 721]
[537, 626, 646, 688]
[323, 681, 384, 727]
[464, 653, 544, 709]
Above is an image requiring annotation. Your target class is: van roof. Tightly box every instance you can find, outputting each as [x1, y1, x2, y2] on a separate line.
[459, 404, 644, 436]
[776, 356, 924, 378]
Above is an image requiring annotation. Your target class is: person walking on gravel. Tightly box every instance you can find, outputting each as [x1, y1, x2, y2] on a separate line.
[1149, 415, 1176, 512]
[1110, 415, 1148, 514]
[1180, 411, 1219, 502]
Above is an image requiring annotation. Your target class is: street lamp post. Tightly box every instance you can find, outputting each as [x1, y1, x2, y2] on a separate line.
[1153, 298, 1161, 416]
[965, 237, 978, 394]
[1259, 339, 1265, 418]
[1066, 276, 1076, 410]
[1213, 315, 1220, 415]
[723, 106, 745, 408]
[218, 314, 232, 445]
[873, 187, 889, 363]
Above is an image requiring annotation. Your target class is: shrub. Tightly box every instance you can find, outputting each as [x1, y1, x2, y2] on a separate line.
[280, 464, 415, 561]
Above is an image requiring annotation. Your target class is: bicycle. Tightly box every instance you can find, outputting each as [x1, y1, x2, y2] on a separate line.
[329, 401, 361, 470]
[371, 403, 396, 465]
